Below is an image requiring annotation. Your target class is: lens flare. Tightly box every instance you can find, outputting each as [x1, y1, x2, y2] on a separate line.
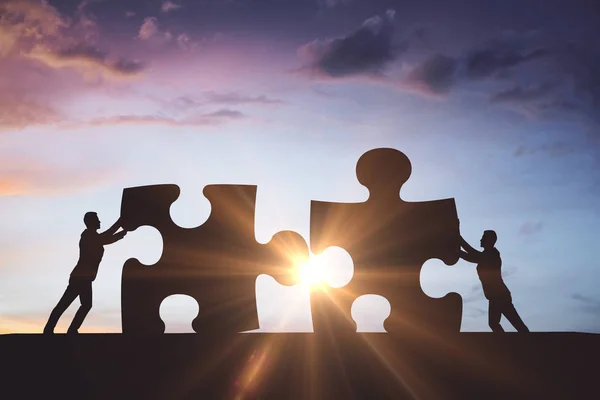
[296, 259, 324, 287]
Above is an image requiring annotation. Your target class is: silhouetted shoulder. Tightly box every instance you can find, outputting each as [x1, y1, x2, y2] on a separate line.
[80, 229, 98, 241]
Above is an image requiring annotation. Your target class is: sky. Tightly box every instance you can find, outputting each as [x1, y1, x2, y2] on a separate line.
[0, 0, 599, 334]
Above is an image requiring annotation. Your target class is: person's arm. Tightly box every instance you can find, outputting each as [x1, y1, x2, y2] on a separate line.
[99, 217, 124, 243]
[459, 249, 479, 263]
[460, 235, 481, 256]
[103, 230, 126, 245]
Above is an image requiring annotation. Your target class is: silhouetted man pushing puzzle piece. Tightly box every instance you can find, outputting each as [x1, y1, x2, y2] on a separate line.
[44, 212, 127, 334]
[459, 229, 529, 332]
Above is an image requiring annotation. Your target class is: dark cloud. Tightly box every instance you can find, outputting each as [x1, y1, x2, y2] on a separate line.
[519, 221, 544, 236]
[490, 82, 557, 104]
[514, 142, 575, 157]
[556, 38, 600, 111]
[463, 31, 550, 80]
[404, 53, 457, 95]
[203, 109, 245, 118]
[112, 59, 145, 75]
[399, 28, 600, 135]
[466, 47, 548, 80]
[487, 82, 581, 117]
[572, 293, 600, 316]
[297, 9, 404, 78]
[462, 285, 484, 304]
[468, 30, 600, 126]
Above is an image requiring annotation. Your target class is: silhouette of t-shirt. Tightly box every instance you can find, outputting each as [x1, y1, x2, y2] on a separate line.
[70, 229, 106, 281]
[476, 248, 511, 301]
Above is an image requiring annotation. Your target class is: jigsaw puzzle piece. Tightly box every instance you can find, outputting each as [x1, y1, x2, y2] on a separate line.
[310, 148, 462, 336]
[120, 184, 308, 334]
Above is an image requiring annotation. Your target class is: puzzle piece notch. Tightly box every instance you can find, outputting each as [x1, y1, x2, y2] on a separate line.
[159, 294, 199, 333]
[310, 147, 462, 336]
[120, 184, 308, 334]
[351, 294, 391, 332]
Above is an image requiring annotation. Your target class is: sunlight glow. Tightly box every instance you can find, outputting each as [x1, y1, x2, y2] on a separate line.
[297, 260, 325, 287]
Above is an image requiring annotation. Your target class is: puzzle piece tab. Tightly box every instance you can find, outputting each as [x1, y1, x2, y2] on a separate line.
[310, 148, 462, 336]
[120, 184, 308, 334]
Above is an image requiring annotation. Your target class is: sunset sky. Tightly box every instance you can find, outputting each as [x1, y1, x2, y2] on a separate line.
[1, 0, 599, 334]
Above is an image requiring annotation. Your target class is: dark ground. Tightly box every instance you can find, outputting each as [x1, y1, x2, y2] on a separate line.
[0, 332, 597, 399]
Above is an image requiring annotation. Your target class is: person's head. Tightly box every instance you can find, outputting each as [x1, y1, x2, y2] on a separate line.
[480, 230, 497, 249]
[84, 212, 101, 230]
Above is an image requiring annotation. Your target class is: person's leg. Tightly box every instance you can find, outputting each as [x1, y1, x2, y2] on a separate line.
[501, 302, 530, 332]
[67, 281, 93, 333]
[488, 300, 504, 332]
[43, 282, 80, 334]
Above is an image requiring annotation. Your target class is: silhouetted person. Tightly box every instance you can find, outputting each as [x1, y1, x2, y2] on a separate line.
[44, 212, 126, 334]
[459, 230, 529, 333]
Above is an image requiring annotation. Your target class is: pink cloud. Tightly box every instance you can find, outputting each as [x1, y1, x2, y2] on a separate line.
[137, 17, 159, 40]
[25, 44, 145, 81]
[85, 109, 245, 128]
[0, 96, 64, 131]
[0, 0, 145, 80]
[161, 1, 182, 13]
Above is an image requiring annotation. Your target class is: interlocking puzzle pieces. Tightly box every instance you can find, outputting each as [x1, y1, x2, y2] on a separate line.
[119, 184, 308, 334]
[310, 148, 462, 336]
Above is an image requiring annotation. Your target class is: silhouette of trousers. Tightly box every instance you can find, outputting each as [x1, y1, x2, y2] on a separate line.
[44, 277, 93, 333]
[488, 299, 529, 333]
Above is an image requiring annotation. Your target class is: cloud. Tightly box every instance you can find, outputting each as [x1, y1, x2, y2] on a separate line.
[514, 142, 575, 157]
[487, 82, 581, 118]
[462, 284, 484, 305]
[125, 11, 136, 18]
[490, 83, 557, 104]
[136, 16, 180, 45]
[161, 1, 182, 13]
[204, 92, 285, 106]
[466, 35, 549, 80]
[519, 222, 544, 236]
[176, 33, 201, 51]
[0, 58, 76, 132]
[317, 0, 352, 9]
[0, 0, 145, 80]
[0, 96, 64, 131]
[137, 17, 159, 40]
[156, 92, 286, 113]
[402, 53, 457, 95]
[86, 109, 246, 127]
[0, 0, 67, 56]
[556, 38, 600, 112]
[572, 293, 600, 316]
[396, 29, 600, 134]
[24, 44, 145, 80]
[297, 9, 404, 78]
[203, 109, 245, 118]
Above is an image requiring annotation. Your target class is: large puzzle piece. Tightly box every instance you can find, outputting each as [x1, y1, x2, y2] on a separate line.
[310, 148, 462, 335]
[120, 184, 308, 334]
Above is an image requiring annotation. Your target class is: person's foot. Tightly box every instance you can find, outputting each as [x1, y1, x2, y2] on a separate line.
[66, 329, 79, 335]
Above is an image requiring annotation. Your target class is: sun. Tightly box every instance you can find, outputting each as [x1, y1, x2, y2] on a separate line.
[296, 258, 325, 287]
